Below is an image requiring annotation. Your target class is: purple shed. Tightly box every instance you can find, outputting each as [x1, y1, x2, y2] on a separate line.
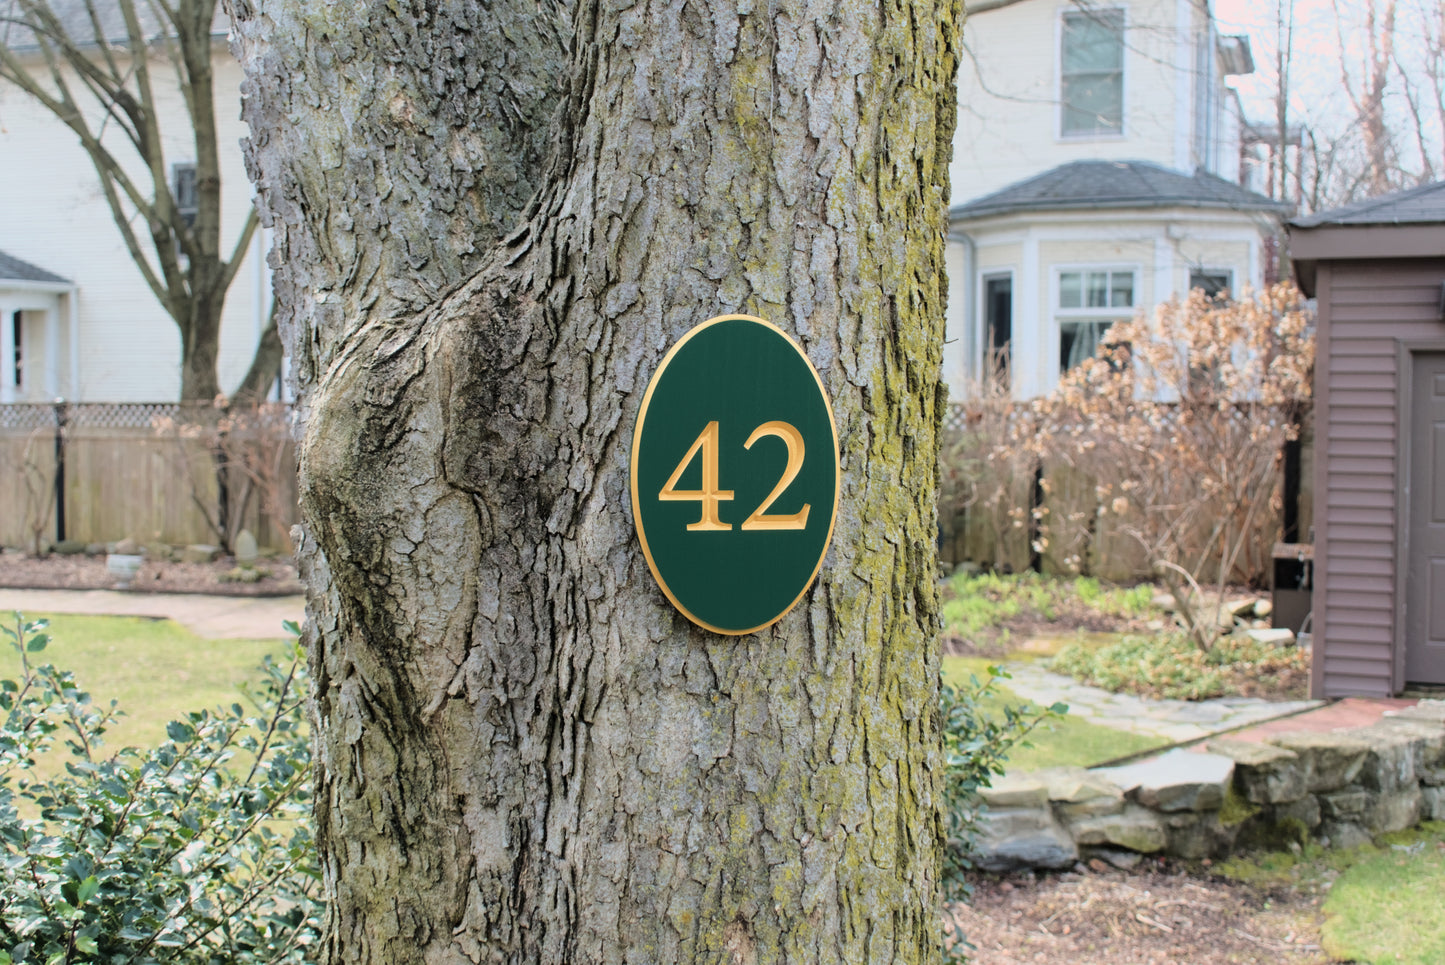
[1289, 181, 1445, 697]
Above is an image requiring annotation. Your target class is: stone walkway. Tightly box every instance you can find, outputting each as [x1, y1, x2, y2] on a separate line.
[1000, 660, 1323, 745]
[0, 587, 305, 640]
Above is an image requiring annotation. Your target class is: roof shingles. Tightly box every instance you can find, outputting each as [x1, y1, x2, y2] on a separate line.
[0, 249, 72, 285]
[1289, 180, 1445, 228]
[951, 160, 1290, 220]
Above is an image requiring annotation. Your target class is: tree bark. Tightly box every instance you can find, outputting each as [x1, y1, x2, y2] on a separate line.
[230, 0, 957, 961]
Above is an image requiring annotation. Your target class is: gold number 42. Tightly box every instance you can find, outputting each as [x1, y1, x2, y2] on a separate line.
[659, 420, 811, 532]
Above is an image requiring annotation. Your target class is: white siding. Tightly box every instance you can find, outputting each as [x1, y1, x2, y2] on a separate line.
[943, 210, 1267, 402]
[0, 49, 266, 402]
[950, 0, 1197, 203]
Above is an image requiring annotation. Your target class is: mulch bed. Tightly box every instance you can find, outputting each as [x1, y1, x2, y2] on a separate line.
[0, 551, 302, 597]
[950, 862, 1331, 965]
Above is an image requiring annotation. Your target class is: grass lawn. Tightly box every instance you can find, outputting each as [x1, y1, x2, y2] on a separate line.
[3, 611, 296, 758]
[941, 655, 1159, 771]
[7, 599, 1159, 777]
[1218, 822, 1445, 965]
[1319, 824, 1445, 964]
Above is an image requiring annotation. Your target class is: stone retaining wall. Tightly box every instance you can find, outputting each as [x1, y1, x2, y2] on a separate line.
[973, 700, 1445, 872]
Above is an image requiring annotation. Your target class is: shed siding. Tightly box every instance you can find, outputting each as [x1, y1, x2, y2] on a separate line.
[1332, 355, 1397, 374]
[1317, 258, 1445, 697]
[1327, 540, 1394, 560]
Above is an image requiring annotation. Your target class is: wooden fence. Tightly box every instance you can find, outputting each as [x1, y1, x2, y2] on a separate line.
[938, 406, 1315, 584]
[0, 403, 299, 552]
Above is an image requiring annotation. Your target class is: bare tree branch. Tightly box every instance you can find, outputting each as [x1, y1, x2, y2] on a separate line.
[231, 301, 282, 406]
[965, 0, 1033, 13]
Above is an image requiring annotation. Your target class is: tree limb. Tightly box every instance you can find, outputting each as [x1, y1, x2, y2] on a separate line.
[230, 300, 283, 406]
[965, 0, 1034, 12]
[218, 206, 260, 294]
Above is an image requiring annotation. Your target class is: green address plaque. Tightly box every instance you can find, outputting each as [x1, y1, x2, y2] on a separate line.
[630, 314, 839, 635]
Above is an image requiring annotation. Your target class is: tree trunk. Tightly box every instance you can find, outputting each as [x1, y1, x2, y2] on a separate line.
[229, 0, 957, 961]
[230, 303, 284, 406]
[179, 305, 224, 403]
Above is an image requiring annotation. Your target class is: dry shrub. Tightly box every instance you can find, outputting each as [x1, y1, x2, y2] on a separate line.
[941, 284, 1314, 651]
[1038, 283, 1314, 648]
[939, 370, 1041, 574]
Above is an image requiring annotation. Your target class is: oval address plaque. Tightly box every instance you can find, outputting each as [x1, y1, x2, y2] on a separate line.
[630, 314, 839, 635]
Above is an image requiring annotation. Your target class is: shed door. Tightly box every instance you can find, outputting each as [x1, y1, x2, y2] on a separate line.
[1406, 351, 1445, 684]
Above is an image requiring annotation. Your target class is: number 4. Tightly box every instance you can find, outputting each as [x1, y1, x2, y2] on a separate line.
[658, 421, 810, 532]
[658, 421, 734, 531]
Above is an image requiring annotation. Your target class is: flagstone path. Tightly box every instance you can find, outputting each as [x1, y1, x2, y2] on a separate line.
[999, 660, 1323, 746]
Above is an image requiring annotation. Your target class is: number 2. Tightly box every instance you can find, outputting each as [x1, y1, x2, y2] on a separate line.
[658, 421, 810, 531]
[741, 421, 810, 530]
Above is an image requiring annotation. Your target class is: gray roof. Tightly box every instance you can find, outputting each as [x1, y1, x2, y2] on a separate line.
[951, 160, 1291, 221]
[0, 249, 71, 285]
[1289, 180, 1445, 228]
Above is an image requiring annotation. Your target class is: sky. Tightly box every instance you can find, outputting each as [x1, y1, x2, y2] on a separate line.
[1211, 0, 1442, 192]
[1213, 0, 1438, 136]
[1214, 0, 1355, 123]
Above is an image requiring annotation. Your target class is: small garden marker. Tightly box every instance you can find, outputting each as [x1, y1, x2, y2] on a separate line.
[630, 315, 839, 634]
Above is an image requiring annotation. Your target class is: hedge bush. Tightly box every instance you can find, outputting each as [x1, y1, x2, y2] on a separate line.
[0, 614, 321, 964]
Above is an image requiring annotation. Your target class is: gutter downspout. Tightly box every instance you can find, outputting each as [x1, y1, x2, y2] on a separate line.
[947, 227, 976, 384]
[67, 286, 79, 401]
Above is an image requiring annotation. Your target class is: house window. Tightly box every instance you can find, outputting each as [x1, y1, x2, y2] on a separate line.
[11, 310, 21, 390]
[173, 163, 198, 227]
[1061, 9, 1124, 136]
[982, 273, 1012, 385]
[1189, 268, 1232, 299]
[1057, 268, 1134, 372]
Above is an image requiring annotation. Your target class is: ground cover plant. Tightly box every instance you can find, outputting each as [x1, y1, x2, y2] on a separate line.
[941, 569, 1310, 703]
[940, 656, 1158, 770]
[0, 614, 322, 963]
[1050, 630, 1312, 701]
[940, 570, 1158, 654]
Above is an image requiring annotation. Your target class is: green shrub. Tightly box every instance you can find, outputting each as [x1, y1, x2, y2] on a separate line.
[940, 665, 1065, 960]
[1071, 577, 1153, 616]
[1050, 630, 1310, 700]
[0, 614, 321, 964]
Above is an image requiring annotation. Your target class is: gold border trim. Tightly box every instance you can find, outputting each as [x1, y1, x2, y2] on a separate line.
[630, 314, 841, 636]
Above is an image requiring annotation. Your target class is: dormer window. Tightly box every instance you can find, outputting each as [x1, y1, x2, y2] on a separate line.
[1190, 268, 1233, 300]
[1061, 9, 1124, 137]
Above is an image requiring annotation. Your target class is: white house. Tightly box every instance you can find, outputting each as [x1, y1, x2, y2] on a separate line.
[3, 0, 1280, 408]
[944, 0, 1288, 400]
[0, 8, 268, 404]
